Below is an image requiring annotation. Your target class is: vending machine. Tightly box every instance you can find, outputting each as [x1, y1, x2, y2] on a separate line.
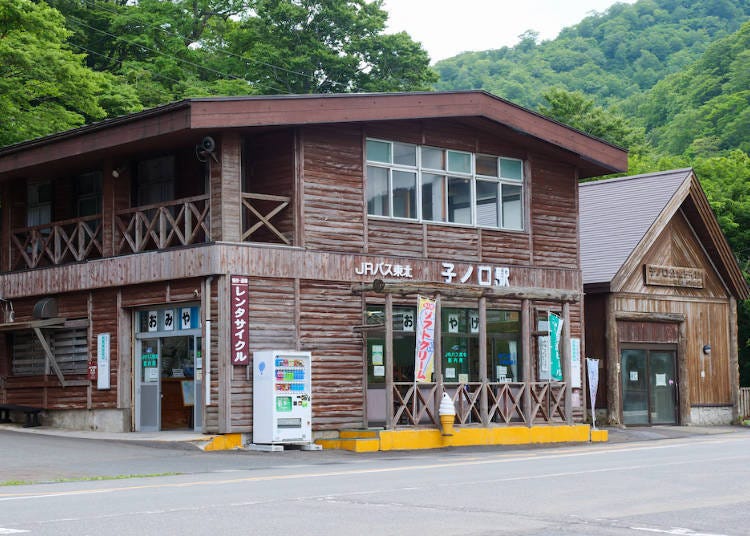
[253, 350, 312, 445]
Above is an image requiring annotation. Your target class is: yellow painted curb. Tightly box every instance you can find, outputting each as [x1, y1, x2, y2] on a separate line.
[340, 429, 380, 439]
[378, 424, 592, 451]
[203, 433, 244, 451]
[590, 429, 608, 442]
[316, 439, 342, 450]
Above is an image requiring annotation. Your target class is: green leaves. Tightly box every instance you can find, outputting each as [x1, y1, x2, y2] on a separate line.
[0, 0, 141, 147]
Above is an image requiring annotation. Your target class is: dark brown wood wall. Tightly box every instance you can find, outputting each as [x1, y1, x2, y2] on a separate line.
[302, 126, 365, 252]
[90, 289, 118, 409]
[530, 158, 578, 268]
[299, 280, 363, 430]
[227, 277, 297, 431]
[244, 130, 296, 242]
[583, 293, 608, 408]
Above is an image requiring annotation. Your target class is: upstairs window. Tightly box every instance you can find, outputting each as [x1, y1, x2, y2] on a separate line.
[366, 139, 524, 230]
[74, 171, 102, 217]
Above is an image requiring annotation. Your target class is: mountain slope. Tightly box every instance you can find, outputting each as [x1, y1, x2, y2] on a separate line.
[433, 0, 750, 111]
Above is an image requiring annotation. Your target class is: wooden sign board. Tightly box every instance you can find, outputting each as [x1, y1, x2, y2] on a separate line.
[644, 264, 705, 288]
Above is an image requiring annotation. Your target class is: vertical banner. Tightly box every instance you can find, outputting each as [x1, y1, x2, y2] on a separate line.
[230, 276, 250, 366]
[414, 296, 436, 383]
[96, 333, 111, 390]
[548, 312, 563, 381]
[586, 358, 600, 429]
[570, 338, 581, 388]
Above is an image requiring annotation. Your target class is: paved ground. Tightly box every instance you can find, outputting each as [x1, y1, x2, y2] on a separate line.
[2, 422, 749, 484]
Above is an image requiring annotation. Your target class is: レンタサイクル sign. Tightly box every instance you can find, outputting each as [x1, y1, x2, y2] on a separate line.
[230, 276, 250, 366]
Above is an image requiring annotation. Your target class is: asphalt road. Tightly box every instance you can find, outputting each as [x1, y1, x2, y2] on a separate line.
[2, 426, 750, 535]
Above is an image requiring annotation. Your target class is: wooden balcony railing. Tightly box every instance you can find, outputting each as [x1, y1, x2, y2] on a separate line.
[11, 216, 103, 270]
[115, 195, 210, 254]
[391, 381, 567, 427]
[241, 192, 291, 245]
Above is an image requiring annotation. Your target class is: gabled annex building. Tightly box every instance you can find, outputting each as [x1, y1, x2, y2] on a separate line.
[580, 169, 749, 426]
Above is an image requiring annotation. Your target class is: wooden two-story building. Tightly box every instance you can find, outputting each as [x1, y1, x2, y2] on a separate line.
[0, 91, 627, 436]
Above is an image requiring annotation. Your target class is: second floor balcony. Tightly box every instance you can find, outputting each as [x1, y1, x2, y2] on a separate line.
[8, 191, 293, 271]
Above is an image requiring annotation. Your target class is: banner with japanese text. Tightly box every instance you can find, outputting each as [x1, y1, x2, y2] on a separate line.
[548, 312, 563, 381]
[586, 358, 600, 428]
[414, 296, 436, 383]
[230, 276, 250, 366]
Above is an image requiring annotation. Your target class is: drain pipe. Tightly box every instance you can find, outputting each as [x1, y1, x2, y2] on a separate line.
[204, 276, 214, 406]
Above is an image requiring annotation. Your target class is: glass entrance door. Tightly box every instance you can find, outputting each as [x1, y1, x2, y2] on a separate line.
[137, 338, 161, 432]
[621, 347, 677, 425]
[650, 350, 677, 424]
[136, 335, 202, 431]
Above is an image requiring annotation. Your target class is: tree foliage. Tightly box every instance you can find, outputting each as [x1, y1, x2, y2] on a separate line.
[434, 0, 750, 110]
[0, 0, 139, 146]
[42, 0, 436, 107]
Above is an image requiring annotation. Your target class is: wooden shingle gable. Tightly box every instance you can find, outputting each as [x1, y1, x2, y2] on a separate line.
[580, 169, 749, 300]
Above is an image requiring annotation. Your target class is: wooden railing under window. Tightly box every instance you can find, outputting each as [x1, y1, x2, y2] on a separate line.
[11, 216, 103, 270]
[241, 192, 291, 245]
[115, 195, 210, 254]
[392, 381, 567, 427]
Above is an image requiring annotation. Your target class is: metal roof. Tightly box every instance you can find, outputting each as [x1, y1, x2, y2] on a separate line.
[578, 169, 693, 286]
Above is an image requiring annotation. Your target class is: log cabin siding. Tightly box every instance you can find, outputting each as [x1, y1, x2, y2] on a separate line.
[302, 126, 365, 253]
[299, 280, 363, 430]
[480, 230, 532, 265]
[530, 159, 578, 268]
[229, 277, 299, 431]
[90, 289, 118, 408]
[425, 225, 480, 261]
[367, 220, 425, 257]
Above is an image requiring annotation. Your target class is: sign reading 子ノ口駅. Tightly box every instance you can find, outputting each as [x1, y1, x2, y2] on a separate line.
[644, 264, 705, 289]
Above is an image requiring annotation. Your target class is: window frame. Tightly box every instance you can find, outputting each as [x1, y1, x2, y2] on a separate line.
[366, 138, 524, 231]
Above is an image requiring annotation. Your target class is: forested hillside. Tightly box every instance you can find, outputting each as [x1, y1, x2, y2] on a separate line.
[434, 0, 750, 384]
[434, 0, 750, 110]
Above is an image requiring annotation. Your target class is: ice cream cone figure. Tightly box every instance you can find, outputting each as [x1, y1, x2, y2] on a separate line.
[439, 392, 456, 436]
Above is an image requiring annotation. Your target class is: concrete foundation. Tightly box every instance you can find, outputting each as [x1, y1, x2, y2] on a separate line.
[690, 405, 733, 425]
[44, 408, 131, 432]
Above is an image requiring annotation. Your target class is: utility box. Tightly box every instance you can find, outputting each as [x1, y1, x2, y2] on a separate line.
[252, 350, 312, 444]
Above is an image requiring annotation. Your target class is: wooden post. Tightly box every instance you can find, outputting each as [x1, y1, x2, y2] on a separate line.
[522, 299, 532, 426]
[434, 293, 443, 410]
[2, 182, 11, 271]
[605, 295, 620, 425]
[562, 302, 572, 425]
[729, 297, 740, 423]
[210, 132, 242, 242]
[678, 319, 690, 425]
[479, 296, 488, 426]
[385, 292, 394, 430]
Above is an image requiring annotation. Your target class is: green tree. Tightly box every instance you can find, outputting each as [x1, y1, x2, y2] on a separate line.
[223, 0, 436, 94]
[48, 0, 436, 103]
[538, 88, 647, 154]
[0, 0, 139, 146]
